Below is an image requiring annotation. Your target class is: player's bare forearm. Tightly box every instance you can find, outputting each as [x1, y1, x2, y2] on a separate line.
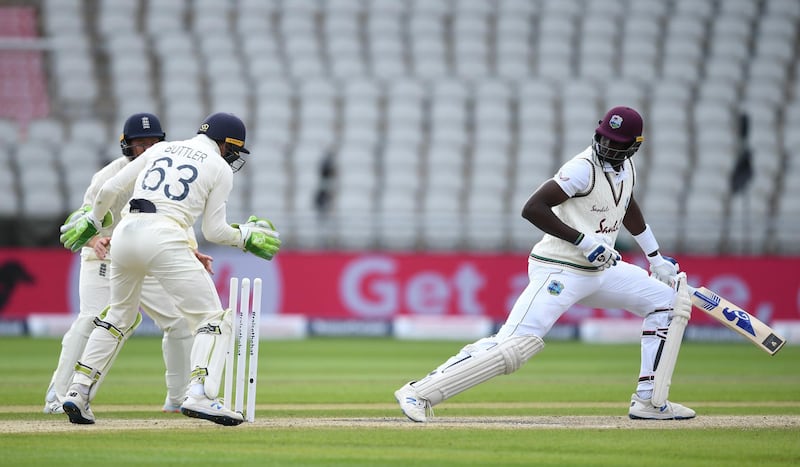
[522, 180, 581, 243]
[622, 197, 646, 236]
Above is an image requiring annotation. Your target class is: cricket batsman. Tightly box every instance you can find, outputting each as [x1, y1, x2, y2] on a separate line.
[395, 106, 695, 422]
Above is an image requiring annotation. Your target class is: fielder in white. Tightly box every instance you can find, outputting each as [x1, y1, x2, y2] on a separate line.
[58, 112, 281, 426]
[44, 113, 204, 415]
[395, 106, 695, 422]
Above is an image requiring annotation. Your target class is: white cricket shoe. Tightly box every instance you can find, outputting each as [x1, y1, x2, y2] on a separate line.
[62, 387, 95, 424]
[43, 386, 64, 414]
[628, 393, 696, 420]
[180, 395, 244, 426]
[43, 400, 64, 414]
[394, 382, 432, 423]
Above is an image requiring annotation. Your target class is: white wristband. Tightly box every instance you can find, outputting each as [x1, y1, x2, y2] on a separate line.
[633, 224, 659, 256]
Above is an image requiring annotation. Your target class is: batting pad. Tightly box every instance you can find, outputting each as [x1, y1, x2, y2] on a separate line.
[190, 310, 232, 399]
[48, 313, 97, 400]
[72, 311, 142, 400]
[413, 335, 544, 406]
[652, 275, 691, 407]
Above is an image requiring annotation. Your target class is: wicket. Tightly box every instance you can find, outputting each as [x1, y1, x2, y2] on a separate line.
[223, 277, 262, 422]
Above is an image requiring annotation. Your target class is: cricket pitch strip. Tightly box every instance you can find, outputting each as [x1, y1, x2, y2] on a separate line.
[2, 403, 799, 433]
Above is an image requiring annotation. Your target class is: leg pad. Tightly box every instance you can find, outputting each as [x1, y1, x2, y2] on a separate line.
[413, 335, 544, 406]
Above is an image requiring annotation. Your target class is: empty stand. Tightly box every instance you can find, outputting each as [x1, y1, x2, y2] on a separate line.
[1, 0, 796, 254]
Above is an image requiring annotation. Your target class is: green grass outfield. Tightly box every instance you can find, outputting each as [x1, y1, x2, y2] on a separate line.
[1, 336, 798, 466]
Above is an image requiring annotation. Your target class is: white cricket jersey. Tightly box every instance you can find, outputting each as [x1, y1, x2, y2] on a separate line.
[92, 134, 241, 247]
[81, 156, 200, 261]
[530, 146, 636, 271]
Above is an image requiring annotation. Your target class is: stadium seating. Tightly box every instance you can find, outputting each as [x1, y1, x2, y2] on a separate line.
[1, 0, 798, 255]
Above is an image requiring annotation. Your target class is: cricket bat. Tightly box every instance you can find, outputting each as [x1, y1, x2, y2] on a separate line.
[689, 286, 786, 355]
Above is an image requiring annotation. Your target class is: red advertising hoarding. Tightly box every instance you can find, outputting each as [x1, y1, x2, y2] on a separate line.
[1, 248, 798, 326]
[0, 249, 72, 320]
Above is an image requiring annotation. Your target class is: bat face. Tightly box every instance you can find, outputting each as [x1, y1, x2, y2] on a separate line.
[692, 288, 722, 311]
[691, 288, 786, 355]
[721, 307, 756, 336]
[693, 289, 759, 336]
[717, 305, 783, 352]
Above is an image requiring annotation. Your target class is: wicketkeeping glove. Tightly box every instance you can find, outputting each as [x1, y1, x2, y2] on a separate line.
[233, 215, 281, 260]
[576, 234, 620, 270]
[648, 254, 680, 287]
[59, 208, 113, 252]
[64, 205, 91, 224]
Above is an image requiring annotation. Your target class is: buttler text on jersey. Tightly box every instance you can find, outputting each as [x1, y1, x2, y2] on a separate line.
[165, 144, 208, 162]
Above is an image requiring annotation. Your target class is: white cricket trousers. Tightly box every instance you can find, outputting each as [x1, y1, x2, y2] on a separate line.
[74, 213, 229, 399]
[49, 252, 192, 403]
[495, 258, 676, 392]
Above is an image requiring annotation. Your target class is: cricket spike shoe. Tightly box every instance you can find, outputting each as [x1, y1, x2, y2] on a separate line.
[180, 395, 244, 426]
[43, 400, 64, 414]
[62, 386, 95, 424]
[394, 382, 432, 423]
[43, 386, 64, 414]
[628, 393, 696, 420]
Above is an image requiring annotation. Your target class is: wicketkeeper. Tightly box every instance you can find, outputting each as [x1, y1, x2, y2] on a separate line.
[395, 106, 695, 422]
[44, 113, 202, 415]
[59, 112, 281, 426]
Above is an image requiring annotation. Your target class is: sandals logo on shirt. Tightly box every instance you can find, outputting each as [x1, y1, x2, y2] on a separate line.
[547, 280, 564, 296]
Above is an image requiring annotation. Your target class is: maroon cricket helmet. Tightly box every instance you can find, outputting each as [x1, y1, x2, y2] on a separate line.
[593, 106, 644, 163]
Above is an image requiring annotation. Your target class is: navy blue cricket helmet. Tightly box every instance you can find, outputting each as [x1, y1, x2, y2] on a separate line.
[197, 112, 250, 171]
[120, 112, 165, 159]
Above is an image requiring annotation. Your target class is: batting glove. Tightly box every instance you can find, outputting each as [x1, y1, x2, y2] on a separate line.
[576, 234, 620, 270]
[649, 254, 679, 288]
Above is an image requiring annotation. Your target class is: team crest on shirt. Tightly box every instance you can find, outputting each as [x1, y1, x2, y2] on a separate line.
[547, 280, 564, 296]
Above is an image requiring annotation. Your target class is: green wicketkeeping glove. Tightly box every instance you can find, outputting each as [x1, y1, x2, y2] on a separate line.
[61, 206, 114, 231]
[233, 215, 281, 260]
[59, 209, 113, 252]
[63, 205, 91, 225]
